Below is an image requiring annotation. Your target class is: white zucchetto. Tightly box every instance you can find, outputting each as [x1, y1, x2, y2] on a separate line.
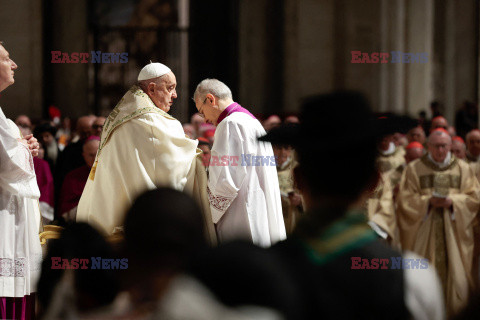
[138, 62, 171, 81]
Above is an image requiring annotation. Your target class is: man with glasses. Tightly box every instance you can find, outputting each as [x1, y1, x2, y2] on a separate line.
[193, 78, 286, 247]
[397, 128, 480, 316]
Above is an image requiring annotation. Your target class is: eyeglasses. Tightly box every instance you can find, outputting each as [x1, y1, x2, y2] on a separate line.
[197, 97, 207, 118]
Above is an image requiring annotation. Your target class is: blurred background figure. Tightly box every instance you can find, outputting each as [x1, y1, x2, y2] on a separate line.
[91, 116, 106, 137]
[56, 117, 72, 151]
[430, 116, 448, 132]
[452, 136, 467, 160]
[191, 112, 206, 138]
[183, 123, 195, 138]
[262, 115, 281, 132]
[59, 136, 100, 222]
[15, 114, 32, 136]
[284, 115, 299, 124]
[448, 126, 457, 137]
[465, 129, 480, 163]
[406, 126, 426, 145]
[273, 143, 302, 234]
[455, 101, 478, 139]
[198, 137, 211, 169]
[34, 122, 59, 171]
[55, 115, 96, 211]
[377, 134, 406, 173]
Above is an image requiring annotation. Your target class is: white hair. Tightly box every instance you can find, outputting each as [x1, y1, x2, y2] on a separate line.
[193, 78, 232, 102]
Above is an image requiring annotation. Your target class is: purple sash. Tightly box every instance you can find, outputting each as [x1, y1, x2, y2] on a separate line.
[217, 103, 256, 125]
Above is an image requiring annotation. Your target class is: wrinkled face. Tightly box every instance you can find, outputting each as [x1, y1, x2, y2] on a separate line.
[428, 133, 451, 163]
[148, 72, 177, 112]
[407, 127, 426, 144]
[273, 145, 292, 167]
[91, 117, 105, 136]
[82, 140, 99, 168]
[0, 45, 17, 92]
[467, 132, 480, 157]
[451, 140, 466, 159]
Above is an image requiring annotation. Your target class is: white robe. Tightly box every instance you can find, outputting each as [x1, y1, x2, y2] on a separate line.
[0, 108, 42, 297]
[77, 86, 205, 236]
[208, 112, 286, 247]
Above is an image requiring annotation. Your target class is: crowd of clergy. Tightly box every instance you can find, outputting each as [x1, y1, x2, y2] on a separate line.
[3, 38, 480, 319]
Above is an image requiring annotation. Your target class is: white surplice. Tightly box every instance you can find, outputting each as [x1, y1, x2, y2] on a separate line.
[208, 112, 286, 247]
[77, 86, 216, 243]
[0, 108, 42, 297]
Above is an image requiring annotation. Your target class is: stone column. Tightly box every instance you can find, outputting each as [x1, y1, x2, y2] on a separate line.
[0, 0, 43, 119]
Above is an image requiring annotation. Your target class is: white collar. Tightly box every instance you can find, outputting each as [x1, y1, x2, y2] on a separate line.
[380, 142, 396, 155]
[427, 152, 451, 168]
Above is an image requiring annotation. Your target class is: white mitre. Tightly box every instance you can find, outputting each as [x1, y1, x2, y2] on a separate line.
[138, 62, 171, 81]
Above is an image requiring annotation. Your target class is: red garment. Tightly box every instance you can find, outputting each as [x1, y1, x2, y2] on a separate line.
[59, 165, 90, 215]
[33, 157, 54, 207]
[0, 293, 36, 320]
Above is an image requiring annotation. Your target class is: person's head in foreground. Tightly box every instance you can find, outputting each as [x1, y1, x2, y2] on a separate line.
[138, 62, 177, 113]
[260, 91, 416, 219]
[193, 78, 234, 126]
[451, 136, 466, 160]
[37, 223, 119, 318]
[466, 129, 480, 158]
[427, 128, 452, 163]
[404, 141, 424, 164]
[0, 41, 18, 92]
[123, 187, 206, 306]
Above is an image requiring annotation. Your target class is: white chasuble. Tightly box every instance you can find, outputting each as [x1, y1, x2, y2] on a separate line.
[0, 108, 42, 297]
[208, 109, 286, 247]
[77, 86, 216, 243]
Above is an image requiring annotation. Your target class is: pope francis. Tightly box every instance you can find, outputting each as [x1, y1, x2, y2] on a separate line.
[77, 62, 215, 243]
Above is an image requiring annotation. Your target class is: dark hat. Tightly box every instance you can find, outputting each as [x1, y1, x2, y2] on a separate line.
[259, 91, 417, 148]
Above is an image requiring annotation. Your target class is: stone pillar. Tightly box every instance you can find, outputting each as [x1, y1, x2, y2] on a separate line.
[0, 0, 43, 119]
[48, 0, 90, 118]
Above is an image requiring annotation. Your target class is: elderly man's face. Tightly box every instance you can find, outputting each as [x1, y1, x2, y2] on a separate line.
[467, 131, 480, 157]
[148, 72, 177, 112]
[15, 115, 31, 129]
[0, 45, 18, 92]
[451, 140, 466, 159]
[83, 140, 99, 168]
[428, 133, 451, 163]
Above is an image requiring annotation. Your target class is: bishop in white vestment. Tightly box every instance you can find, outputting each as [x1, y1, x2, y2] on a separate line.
[194, 79, 286, 247]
